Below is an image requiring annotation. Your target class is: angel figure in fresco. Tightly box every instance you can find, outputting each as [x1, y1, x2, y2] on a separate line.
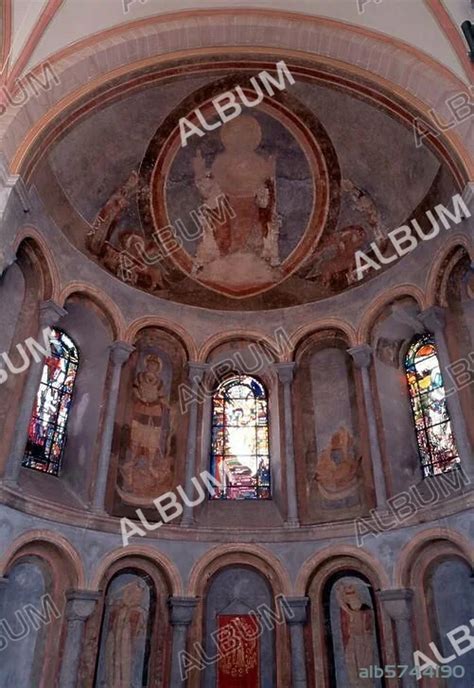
[336, 582, 376, 688]
[191, 114, 281, 276]
[103, 579, 148, 688]
[314, 426, 361, 500]
[119, 353, 173, 497]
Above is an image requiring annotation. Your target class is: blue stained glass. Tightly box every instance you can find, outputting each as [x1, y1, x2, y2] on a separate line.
[22, 328, 79, 476]
[405, 333, 459, 477]
[210, 375, 271, 500]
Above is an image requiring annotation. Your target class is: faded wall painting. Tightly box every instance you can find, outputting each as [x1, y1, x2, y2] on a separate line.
[111, 328, 188, 510]
[160, 108, 317, 298]
[94, 573, 153, 688]
[324, 575, 383, 688]
[294, 338, 366, 522]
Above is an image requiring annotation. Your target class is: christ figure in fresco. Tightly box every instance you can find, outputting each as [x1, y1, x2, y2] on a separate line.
[191, 114, 281, 277]
[336, 582, 376, 688]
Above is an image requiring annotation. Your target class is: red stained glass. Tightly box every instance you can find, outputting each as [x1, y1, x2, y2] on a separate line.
[22, 328, 79, 476]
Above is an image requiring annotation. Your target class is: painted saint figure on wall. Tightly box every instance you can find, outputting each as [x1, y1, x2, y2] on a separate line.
[94, 575, 151, 688]
[336, 582, 375, 687]
[118, 347, 174, 502]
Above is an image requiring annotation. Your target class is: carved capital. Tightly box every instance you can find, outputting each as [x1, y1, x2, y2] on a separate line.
[187, 362, 209, 383]
[348, 344, 373, 369]
[39, 300, 67, 328]
[65, 590, 100, 622]
[275, 362, 296, 384]
[377, 588, 414, 621]
[169, 596, 198, 626]
[418, 306, 446, 334]
[284, 596, 309, 625]
[110, 341, 134, 366]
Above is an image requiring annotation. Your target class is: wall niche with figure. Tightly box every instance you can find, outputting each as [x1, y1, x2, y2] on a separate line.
[79, 562, 170, 687]
[307, 571, 387, 688]
[109, 327, 188, 515]
[294, 331, 370, 523]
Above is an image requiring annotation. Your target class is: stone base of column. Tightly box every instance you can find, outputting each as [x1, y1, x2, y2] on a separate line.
[284, 517, 300, 528]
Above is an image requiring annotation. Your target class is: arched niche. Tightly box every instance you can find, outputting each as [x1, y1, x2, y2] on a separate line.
[79, 557, 171, 687]
[425, 557, 474, 686]
[368, 296, 423, 494]
[0, 239, 53, 475]
[12, 291, 115, 506]
[202, 565, 278, 688]
[442, 248, 474, 447]
[305, 556, 394, 688]
[401, 537, 473, 688]
[109, 326, 189, 515]
[293, 330, 369, 523]
[196, 337, 284, 528]
[1, 547, 68, 688]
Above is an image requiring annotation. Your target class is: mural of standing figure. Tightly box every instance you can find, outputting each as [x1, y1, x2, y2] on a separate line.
[119, 352, 173, 500]
[101, 579, 149, 688]
[335, 582, 376, 688]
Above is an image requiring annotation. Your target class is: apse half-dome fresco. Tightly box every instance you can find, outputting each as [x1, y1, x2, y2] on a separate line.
[0, 2, 472, 688]
[35, 56, 457, 310]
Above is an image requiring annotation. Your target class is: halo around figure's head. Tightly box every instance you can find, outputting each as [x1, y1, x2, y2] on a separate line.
[220, 114, 262, 152]
[144, 353, 162, 371]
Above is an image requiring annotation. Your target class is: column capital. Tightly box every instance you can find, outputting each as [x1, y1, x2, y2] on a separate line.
[39, 300, 67, 327]
[168, 596, 198, 626]
[418, 306, 446, 333]
[274, 361, 296, 384]
[284, 597, 309, 625]
[187, 361, 210, 382]
[109, 341, 134, 366]
[65, 590, 100, 622]
[377, 588, 414, 621]
[347, 344, 373, 369]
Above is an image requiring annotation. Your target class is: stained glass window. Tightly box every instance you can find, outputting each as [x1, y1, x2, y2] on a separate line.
[210, 375, 270, 499]
[405, 333, 459, 477]
[22, 328, 79, 476]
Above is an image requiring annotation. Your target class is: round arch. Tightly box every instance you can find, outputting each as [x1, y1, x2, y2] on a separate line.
[3, 11, 472, 189]
[124, 315, 196, 360]
[58, 281, 126, 340]
[0, 529, 85, 588]
[188, 543, 292, 596]
[356, 284, 426, 345]
[89, 545, 183, 595]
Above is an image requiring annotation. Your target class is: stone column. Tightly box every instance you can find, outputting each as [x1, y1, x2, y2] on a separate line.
[92, 341, 134, 511]
[418, 306, 472, 472]
[4, 300, 66, 485]
[275, 363, 299, 526]
[58, 590, 100, 688]
[285, 597, 309, 688]
[181, 363, 209, 526]
[348, 345, 387, 506]
[169, 596, 198, 687]
[0, 577, 8, 616]
[378, 589, 415, 688]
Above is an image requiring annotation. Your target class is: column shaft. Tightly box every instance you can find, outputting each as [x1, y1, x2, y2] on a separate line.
[58, 590, 99, 688]
[283, 379, 298, 525]
[92, 341, 133, 510]
[181, 364, 208, 526]
[348, 345, 387, 506]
